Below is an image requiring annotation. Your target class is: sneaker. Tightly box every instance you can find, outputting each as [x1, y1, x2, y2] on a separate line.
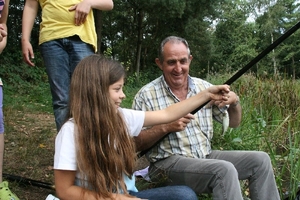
[0, 181, 19, 200]
[45, 194, 60, 200]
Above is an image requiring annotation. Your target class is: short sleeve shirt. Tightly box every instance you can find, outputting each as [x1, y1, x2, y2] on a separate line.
[38, 0, 97, 51]
[54, 108, 145, 192]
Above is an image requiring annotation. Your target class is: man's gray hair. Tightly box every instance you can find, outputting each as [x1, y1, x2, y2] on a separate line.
[158, 36, 191, 62]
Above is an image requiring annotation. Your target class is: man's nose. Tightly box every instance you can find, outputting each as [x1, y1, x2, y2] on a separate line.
[174, 61, 182, 71]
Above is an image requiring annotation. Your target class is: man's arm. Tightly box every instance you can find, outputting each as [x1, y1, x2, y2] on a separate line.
[134, 114, 194, 151]
[227, 91, 242, 128]
[134, 125, 168, 152]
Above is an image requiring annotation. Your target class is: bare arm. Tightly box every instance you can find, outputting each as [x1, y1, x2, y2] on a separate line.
[0, 0, 9, 53]
[227, 91, 242, 128]
[69, 0, 113, 26]
[55, 170, 142, 200]
[21, 0, 39, 66]
[87, 0, 114, 10]
[134, 114, 194, 151]
[142, 85, 230, 127]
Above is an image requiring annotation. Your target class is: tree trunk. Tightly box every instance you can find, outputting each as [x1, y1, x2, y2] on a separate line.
[94, 10, 103, 54]
[292, 56, 295, 80]
[271, 32, 277, 75]
[135, 9, 143, 82]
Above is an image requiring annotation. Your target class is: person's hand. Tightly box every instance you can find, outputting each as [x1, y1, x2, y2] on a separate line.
[207, 84, 230, 107]
[114, 193, 146, 200]
[164, 113, 195, 133]
[21, 40, 35, 66]
[211, 91, 239, 108]
[213, 91, 238, 107]
[0, 24, 7, 43]
[69, 0, 92, 26]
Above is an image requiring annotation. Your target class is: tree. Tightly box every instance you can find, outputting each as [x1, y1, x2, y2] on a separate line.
[212, 0, 258, 73]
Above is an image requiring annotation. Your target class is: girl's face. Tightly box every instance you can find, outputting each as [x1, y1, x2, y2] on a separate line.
[109, 77, 126, 110]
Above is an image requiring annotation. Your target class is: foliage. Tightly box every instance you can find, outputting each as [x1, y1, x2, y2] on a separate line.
[2, 0, 300, 198]
[1, 64, 300, 199]
[4, 0, 300, 78]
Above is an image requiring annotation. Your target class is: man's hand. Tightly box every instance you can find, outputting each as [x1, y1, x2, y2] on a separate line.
[207, 84, 230, 107]
[164, 113, 195, 133]
[211, 91, 238, 108]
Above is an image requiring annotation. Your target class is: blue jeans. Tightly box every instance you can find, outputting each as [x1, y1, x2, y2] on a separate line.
[40, 35, 94, 131]
[129, 185, 198, 200]
[0, 86, 3, 133]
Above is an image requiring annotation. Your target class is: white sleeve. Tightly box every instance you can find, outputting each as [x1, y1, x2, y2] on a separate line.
[54, 120, 77, 171]
[118, 108, 145, 137]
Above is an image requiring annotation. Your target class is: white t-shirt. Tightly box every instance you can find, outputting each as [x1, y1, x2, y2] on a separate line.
[54, 108, 145, 192]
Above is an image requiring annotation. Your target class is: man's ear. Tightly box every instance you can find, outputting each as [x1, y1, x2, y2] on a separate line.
[155, 58, 163, 70]
[189, 55, 193, 62]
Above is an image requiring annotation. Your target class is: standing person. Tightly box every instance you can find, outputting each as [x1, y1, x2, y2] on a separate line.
[21, 0, 114, 131]
[54, 54, 230, 200]
[132, 36, 280, 200]
[0, 0, 19, 199]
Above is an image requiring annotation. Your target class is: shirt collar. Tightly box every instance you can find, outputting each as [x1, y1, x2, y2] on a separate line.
[160, 75, 196, 93]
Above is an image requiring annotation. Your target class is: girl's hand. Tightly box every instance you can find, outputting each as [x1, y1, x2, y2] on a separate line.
[208, 85, 230, 107]
[114, 193, 146, 199]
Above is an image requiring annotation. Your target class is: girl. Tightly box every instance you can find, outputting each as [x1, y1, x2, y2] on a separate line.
[54, 54, 230, 200]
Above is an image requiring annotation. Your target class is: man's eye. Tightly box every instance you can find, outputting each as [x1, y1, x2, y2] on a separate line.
[167, 60, 176, 65]
[180, 59, 188, 64]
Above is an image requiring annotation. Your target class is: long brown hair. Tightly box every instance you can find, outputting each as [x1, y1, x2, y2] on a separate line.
[69, 54, 136, 198]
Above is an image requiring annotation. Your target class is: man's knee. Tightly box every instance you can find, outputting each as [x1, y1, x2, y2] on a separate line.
[216, 160, 239, 180]
[251, 151, 272, 169]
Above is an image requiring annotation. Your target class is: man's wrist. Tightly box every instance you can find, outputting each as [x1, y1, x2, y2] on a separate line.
[231, 96, 240, 107]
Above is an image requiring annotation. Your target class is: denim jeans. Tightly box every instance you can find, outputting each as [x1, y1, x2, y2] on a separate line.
[129, 185, 198, 200]
[0, 86, 3, 133]
[149, 151, 280, 200]
[40, 35, 94, 131]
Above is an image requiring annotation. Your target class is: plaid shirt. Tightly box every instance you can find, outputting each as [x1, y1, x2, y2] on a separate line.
[132, 75, 227, 162]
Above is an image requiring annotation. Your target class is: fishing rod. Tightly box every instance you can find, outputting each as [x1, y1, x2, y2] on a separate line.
[3, 173, 54, 190]
[138, 20, 300, 158]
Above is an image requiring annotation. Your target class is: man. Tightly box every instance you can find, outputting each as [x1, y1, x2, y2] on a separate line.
[132, 36, 280, 200]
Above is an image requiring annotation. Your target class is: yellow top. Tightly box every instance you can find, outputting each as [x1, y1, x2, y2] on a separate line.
[38, 0, 97, 52]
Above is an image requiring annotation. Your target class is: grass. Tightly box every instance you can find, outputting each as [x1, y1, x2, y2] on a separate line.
[2, 72, 300, 199]
[2, 83, 57, 199]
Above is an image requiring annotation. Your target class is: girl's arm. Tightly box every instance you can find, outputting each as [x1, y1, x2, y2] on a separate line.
[143, 85, 230, 127]
[0, 0, 9, 53]
[55, 170, 142, 200]
[21, 0, 39, 66]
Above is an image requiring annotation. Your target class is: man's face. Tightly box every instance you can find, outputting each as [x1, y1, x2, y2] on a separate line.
[156, 42, 192, 89]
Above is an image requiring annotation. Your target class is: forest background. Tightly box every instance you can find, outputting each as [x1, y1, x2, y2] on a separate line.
[1, 0, 300, 199]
